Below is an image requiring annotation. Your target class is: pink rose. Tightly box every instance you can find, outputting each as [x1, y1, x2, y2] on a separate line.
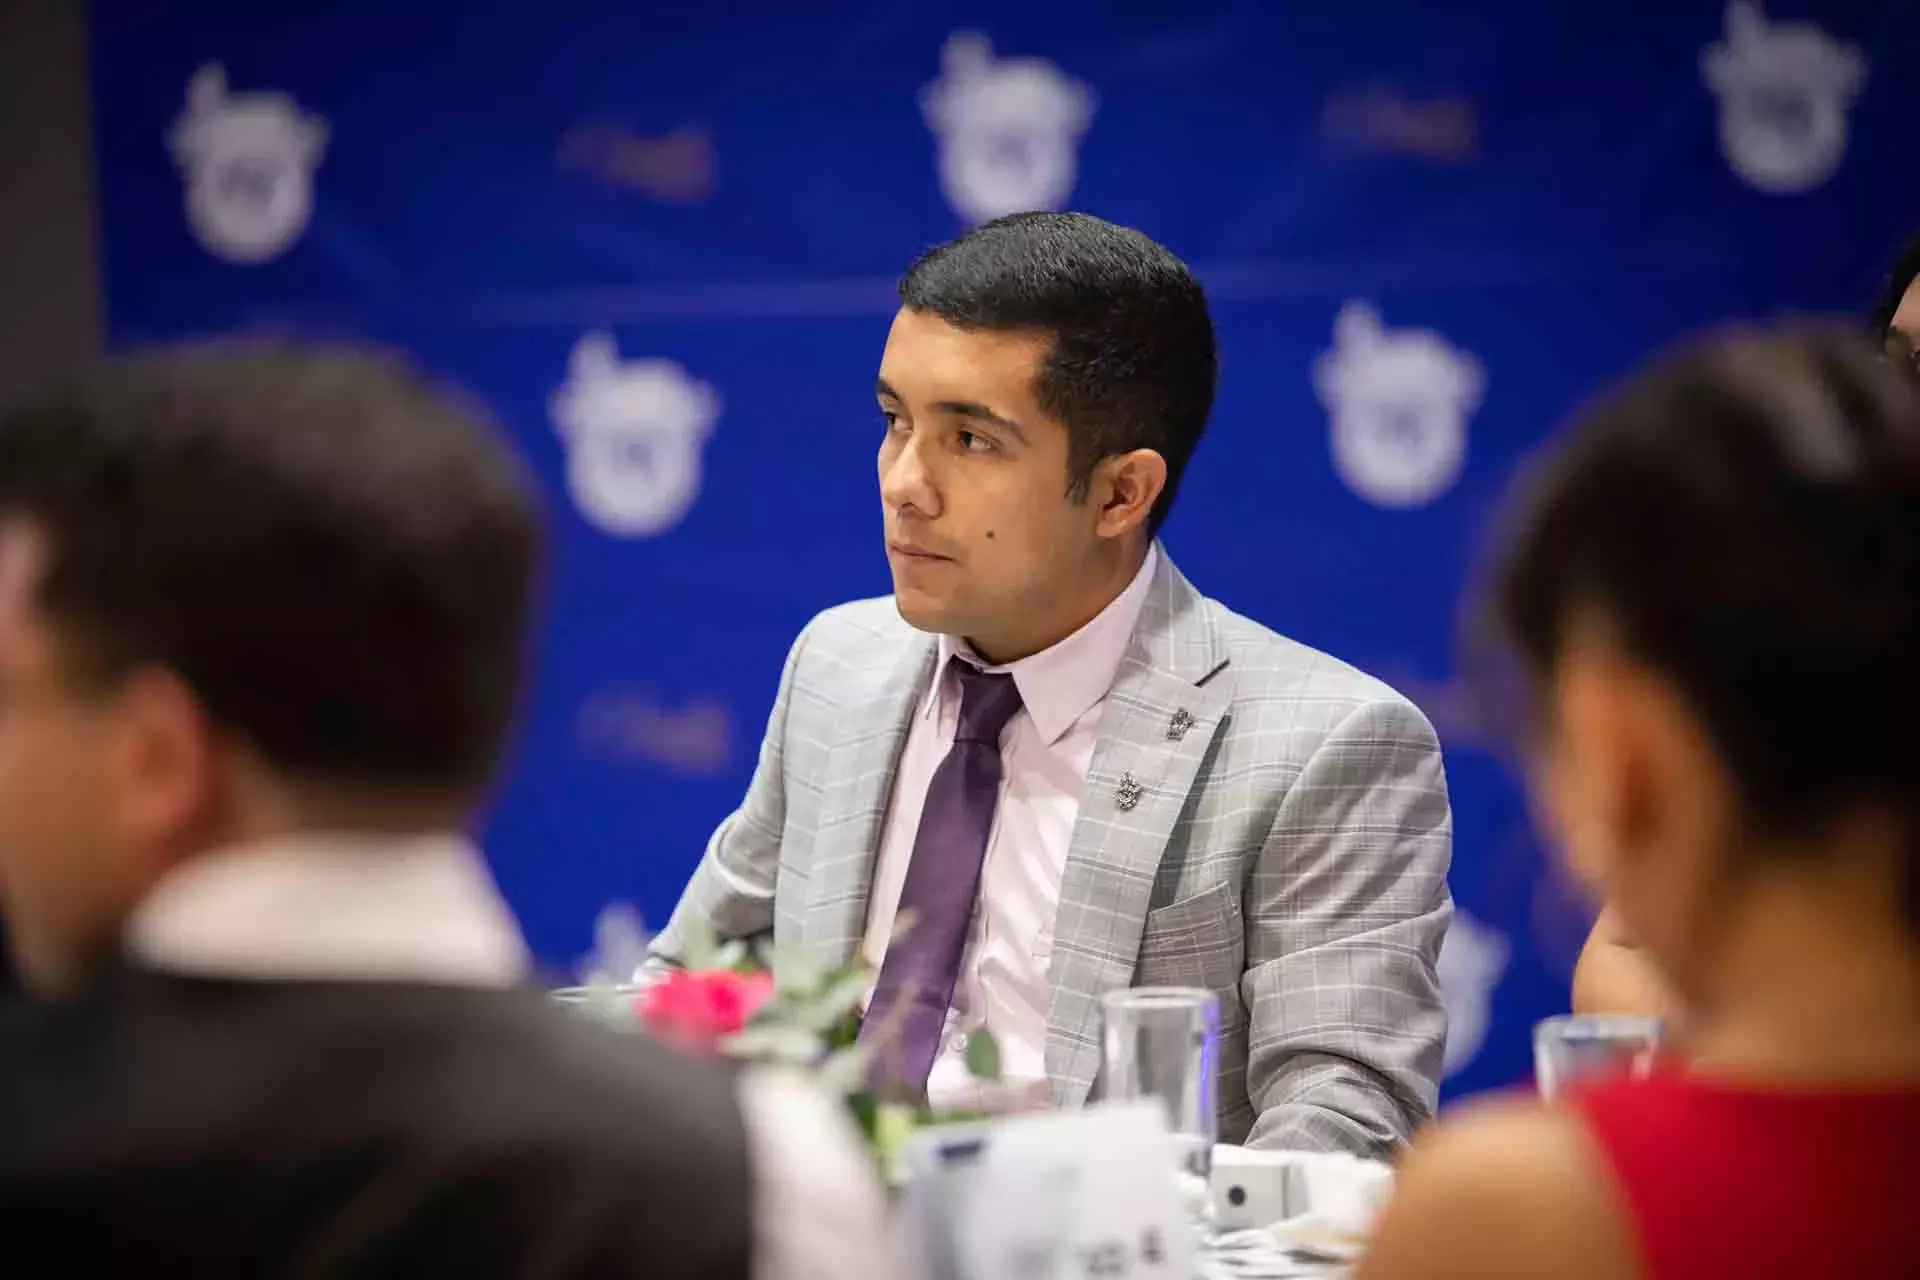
[636, 969, 775, 1054]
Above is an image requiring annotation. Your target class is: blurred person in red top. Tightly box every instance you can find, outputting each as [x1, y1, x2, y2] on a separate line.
[1570, 229, 1920, 1029]
[1358, 329, 1920, 1279]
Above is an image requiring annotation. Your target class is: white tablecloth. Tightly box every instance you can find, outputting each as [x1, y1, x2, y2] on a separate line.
[1199, 1225, 1351, 1278]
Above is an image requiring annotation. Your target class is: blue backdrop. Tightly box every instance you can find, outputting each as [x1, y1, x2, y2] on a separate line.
[89, 0, 1918, 1098]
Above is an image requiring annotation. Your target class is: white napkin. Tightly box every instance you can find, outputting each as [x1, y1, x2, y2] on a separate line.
[1263, 1151, 1393, 1262]
[1203, 1228, 1343, 1278]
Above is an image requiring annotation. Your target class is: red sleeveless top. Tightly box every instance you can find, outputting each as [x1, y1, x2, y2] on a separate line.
[1572, 1068, 1920, 1278]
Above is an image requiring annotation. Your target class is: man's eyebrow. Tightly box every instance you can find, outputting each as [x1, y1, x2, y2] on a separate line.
[935, 398, 1029, 444]
[874, 378, 1029, 443]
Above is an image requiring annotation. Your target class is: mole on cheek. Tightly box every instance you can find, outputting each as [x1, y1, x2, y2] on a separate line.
[984, 529, 995, 540]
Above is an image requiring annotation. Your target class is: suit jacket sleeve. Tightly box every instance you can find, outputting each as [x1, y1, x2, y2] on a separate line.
[649, 618, 814, 966]
[1241, 696, 1452, 1155]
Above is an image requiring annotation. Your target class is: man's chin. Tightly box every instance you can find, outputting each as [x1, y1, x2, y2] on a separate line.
[891, 590, 957, 636]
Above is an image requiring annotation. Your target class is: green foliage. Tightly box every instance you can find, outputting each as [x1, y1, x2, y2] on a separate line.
[577, 903, 1003, 1183]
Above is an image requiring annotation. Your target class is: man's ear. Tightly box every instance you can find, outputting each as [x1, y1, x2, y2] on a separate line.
[105, 667, 219, 864]
[1089, 448, 1167, 541]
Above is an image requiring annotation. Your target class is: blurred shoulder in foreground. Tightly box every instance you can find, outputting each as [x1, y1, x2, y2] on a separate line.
[0, 343, 891, 1279]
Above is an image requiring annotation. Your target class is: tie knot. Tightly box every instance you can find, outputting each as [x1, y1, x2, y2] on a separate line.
[950, 661, 1022, 745]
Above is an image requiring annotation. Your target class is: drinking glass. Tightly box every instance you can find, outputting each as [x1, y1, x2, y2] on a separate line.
[1100, 986, 1220, 1220]
[1533, 1014, 1664, 1100]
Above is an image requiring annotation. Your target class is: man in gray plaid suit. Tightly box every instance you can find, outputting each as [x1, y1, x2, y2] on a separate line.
[651, 212, 1452, 1156]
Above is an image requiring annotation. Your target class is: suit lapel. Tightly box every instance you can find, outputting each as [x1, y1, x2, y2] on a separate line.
[1046, 550, 1230, 1107]
[801, 633, 936, 967]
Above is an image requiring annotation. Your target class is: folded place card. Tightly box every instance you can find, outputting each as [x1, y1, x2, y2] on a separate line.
[898, 1100, 1197, 1280]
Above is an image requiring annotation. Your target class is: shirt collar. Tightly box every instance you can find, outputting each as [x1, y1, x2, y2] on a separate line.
[937, 543, 1159, 746]
[125, 831, 531, 988]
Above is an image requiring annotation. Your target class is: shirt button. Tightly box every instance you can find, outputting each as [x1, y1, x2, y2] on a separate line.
[948, 1032, 969, 1056]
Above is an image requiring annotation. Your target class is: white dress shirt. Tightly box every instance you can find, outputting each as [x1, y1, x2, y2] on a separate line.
[862, 544, 1158, 1111]
[128, 832, 895, 1280]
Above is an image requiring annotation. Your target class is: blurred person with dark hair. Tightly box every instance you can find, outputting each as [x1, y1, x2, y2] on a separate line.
[1357, 330, 1920, 1279]
[0, 345, 887, 1278]
[1572, 229, 1920, 1026]
[650, 211, 1453, 1155]
[1872, 226, 1920, 359]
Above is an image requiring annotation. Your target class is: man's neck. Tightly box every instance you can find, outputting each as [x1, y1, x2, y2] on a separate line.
[966, 539, 1150, 666]
[214, 770, 471, 848]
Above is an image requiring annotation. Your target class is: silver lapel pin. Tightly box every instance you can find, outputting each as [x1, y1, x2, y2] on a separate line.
[1167, 708, 1195, 740]
[1115, 772, 1143, 811]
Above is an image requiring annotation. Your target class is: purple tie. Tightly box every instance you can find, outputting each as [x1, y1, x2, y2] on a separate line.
[861, 659, 1024, 1099]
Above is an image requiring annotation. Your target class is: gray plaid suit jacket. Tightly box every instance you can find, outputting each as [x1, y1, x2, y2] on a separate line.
[650, 548, 1452, 1155]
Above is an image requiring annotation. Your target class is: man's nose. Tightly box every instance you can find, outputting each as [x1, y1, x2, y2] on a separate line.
[881, 433, 941, 518]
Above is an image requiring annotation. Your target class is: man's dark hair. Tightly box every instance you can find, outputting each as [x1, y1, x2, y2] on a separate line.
[1870, 228, 1920, 343]
[0, 342, 543, 800]
[898, 211, 1217, 535]
[1476, 328, 1920, 930]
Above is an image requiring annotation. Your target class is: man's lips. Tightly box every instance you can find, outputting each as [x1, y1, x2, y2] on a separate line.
[888, 541, 953, 561]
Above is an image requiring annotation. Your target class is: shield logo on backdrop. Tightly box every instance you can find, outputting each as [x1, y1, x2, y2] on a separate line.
[550, 334, 720, 538]
[1703, 1, 1864, 195]
[921, 32, 1096, 225]
[169, 64, 327, 264]
[1439, 909, 1510, 1078]
[1314, 302, 1483, 510]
